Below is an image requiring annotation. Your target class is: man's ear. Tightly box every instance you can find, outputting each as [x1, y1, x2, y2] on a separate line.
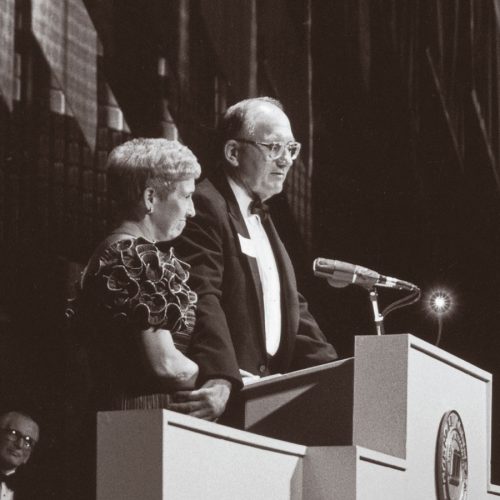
[224, 140, 239, 167]
[143, 187, 155, 213]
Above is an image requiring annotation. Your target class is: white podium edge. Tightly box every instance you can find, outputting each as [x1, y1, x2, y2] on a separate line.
[161, 409, 307, 458]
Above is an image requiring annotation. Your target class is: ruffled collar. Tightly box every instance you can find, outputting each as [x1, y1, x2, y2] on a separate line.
[92, 237, 196, 332]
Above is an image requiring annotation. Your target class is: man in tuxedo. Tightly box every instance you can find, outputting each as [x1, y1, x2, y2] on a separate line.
[171, 97, 337, 420]
[0, 411, 39, 499]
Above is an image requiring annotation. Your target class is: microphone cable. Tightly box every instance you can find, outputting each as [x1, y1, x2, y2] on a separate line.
[381, 287, 421, 319]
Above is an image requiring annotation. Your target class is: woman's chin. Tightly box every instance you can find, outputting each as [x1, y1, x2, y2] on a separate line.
[161, 224, 185, 242]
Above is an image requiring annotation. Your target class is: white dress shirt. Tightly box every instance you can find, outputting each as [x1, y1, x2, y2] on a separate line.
[0, 471, 15, 500]
[227, 176, 282, 356]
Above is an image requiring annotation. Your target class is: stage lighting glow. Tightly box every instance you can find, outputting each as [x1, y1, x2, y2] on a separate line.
[434, 296, 446, 310]
[428, 290, 453, 316]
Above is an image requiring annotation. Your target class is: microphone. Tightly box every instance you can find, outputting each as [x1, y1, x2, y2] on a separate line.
[313, 258, 419, 292]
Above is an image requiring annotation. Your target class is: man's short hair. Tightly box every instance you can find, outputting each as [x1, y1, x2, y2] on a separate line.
[219, 97, 284, 145]
[107, 138, 201, 214]
[0, 410, 38, 426]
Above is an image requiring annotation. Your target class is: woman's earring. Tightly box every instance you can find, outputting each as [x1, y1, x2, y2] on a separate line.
[147, 206, 153, 214]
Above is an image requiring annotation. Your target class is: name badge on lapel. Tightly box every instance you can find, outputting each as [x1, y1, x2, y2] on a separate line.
[238, 233, 256, 258]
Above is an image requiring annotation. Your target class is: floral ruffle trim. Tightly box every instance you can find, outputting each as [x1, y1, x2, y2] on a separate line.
[94, 237, 197, 342]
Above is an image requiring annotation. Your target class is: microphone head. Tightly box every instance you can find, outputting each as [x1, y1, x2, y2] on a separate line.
[313, 258, 372, 288]
[313, 258, 347, 287]
[312, 258, 334, 278]
[313, 258, 380, 289]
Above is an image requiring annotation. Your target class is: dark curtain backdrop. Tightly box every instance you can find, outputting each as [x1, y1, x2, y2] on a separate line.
[308, 0, 500, 479]
[0, 0, 499, 494]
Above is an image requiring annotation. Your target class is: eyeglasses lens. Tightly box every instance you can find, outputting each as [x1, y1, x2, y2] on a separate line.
[287, 143, 300, 160]
[270, 142, 300, 160]
[3, 429, 35, 449]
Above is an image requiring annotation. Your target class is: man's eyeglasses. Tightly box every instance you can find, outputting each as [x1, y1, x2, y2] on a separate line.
[0, 428, 37, 450]
[234, 138, 301, 161]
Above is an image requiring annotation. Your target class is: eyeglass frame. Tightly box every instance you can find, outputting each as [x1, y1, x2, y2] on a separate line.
[0, 427, 37, 450]
[233, 138, 301, 161]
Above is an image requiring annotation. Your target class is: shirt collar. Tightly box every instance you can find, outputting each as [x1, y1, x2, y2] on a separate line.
[226, 174, 254, 218]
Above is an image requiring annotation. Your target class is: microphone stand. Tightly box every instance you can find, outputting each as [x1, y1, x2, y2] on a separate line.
[368, 285, 421, 336]
[369, 288, 385, 335]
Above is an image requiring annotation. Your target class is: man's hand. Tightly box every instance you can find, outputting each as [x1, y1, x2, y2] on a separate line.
[169, 378, 232, 421]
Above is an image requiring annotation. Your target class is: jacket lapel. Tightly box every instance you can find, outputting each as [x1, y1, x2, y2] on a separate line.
[210, 171, 268, 354]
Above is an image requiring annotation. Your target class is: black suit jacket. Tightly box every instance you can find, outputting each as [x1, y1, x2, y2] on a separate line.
[4, 467, 45, 500]
[174, 170, 337, 388]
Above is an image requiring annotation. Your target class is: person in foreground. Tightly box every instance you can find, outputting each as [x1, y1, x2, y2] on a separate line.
[172, 97, 338, 420]
[0, 410, 39, 499]
[69, 138, 209, 414]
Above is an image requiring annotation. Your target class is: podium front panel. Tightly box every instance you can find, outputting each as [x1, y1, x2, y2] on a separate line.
[97, 410, 306, 500]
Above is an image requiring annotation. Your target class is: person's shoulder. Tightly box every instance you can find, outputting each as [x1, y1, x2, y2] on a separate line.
[84, 234, 136, 280]
[98, 233, 136, 251]
[193, 176, 228, 211]
[195, 176, 221, 198]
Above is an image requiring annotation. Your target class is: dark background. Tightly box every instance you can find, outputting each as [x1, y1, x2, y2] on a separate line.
[0, 1, 499, 497]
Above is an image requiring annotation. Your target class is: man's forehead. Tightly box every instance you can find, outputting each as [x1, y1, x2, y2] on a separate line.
[246, 102, 285, 122]
[244, 103, 292, 137]
[0, 412, 39, 437]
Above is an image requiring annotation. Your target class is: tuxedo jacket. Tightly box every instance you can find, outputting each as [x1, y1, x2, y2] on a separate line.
[174, 170, 338, 388]
[4, 468, 43, 500]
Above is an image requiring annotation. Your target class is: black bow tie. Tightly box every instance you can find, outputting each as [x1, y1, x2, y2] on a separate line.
[249, 198, 269, 220]
[0, 472, 18, 490]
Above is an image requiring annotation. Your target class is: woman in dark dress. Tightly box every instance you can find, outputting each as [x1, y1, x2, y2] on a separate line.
[70, 138, 201, 410]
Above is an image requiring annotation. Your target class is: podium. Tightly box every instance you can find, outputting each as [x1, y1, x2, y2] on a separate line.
[221, 356, 355, 446]
[97, 335, 500, 499]
[97, 410, 305, 500]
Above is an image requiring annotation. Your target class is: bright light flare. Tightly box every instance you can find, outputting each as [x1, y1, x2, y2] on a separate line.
[434, 296, 446, 311]
[428, 290, 453, 316]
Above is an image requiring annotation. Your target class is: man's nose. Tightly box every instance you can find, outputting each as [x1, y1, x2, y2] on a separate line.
[276, 148, 293, 168]
[12, 438, 24, 449]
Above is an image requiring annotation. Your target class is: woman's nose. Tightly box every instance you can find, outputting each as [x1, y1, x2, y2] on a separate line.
[186, 199, 195, 218]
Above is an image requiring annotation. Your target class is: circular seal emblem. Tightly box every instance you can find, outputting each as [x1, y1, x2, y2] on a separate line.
[436, 410, 468, 500]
